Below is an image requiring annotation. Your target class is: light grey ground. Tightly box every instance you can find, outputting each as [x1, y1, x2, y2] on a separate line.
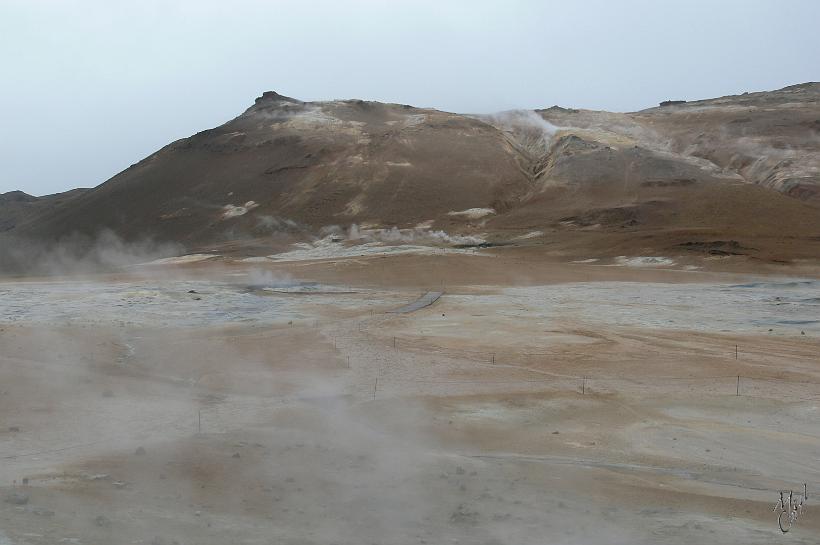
[0, 271, 818, 544]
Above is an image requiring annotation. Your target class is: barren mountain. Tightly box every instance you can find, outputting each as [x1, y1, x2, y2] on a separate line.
[0, 188, 89, 233]
[3, 84, 820, 264]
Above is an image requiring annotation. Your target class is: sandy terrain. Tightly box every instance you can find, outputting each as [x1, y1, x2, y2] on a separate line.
[1, 253, 819, 544]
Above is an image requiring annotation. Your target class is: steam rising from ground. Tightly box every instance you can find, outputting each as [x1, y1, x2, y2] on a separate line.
[256, 214, 300, 232]
[245, 267, 296, 288]
[0, 230, 182, 276]
[345, 224, 485, 246]
[487, 110, 561, 155]
[492, 109, 559, 139]
[4, 270, 815, 543]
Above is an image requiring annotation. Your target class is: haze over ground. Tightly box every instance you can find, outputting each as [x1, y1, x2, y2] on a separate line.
[1, 0, 819, 195]
[2, 3, 820, 544]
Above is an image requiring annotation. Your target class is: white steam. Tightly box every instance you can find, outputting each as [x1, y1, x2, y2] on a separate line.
[346, 224, 485, 246]
[493, 109, 559, 138]
[0, 230, 183, 276]
[488, 110, 561, 156]
[245, 268, 296, 287]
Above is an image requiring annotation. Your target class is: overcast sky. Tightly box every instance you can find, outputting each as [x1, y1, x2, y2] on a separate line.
[1, 0, 818, 196]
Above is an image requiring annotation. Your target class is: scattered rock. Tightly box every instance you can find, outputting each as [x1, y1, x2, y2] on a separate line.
[135, 446, 146, 455]
[94, 515, 111, 527]
[102, 389, 114, 398]
[188, 290, 198, 294]
[232, 452, 241, 458]
[9, 426, 20, 432]
[455, 466, 465, 475]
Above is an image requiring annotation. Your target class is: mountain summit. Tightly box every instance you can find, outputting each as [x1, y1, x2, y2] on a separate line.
[4, 84, 820, 262]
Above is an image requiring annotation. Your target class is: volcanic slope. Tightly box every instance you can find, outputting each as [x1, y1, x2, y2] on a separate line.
[6, 84, 820, 262]
[10, 93, 528, 246]
[0, 189, 88, 234]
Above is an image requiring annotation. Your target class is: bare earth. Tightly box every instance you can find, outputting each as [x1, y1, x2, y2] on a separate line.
[1, 251, 819, 544]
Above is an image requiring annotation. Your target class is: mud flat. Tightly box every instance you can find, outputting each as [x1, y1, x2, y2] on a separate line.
[0, 258, 818, 544]
[387, 291, 444, 314]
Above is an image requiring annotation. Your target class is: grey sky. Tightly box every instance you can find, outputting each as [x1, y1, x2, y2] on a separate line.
[1, 0, 818, 196]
